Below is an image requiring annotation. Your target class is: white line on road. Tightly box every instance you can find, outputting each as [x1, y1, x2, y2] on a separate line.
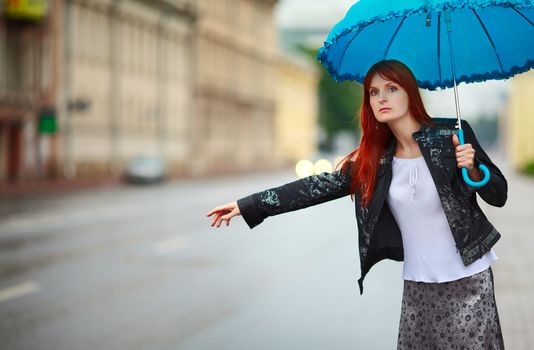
[153, 237, 188, 255]
[0, 281, 40, 303]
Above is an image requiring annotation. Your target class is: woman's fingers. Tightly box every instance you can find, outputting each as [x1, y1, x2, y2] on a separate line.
[212, 209, 238, 228]
[209, 211, 228, 228]
[458, 161, 474, 169]
[217, 211, 232, 227]
[207, 202, 239, 228]
[219, 213, 232, 227]
[206, 205, 226, 217]
[207, 202, 237, 217]
[211, 213, 220, 226]
[210, 210, 227, 226]
[455, 143, 475, 170]
[212, 213, 223, 227]
[221, 208, 239, 226]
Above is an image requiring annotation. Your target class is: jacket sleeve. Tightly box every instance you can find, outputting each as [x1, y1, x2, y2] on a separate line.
[236, 162, 354, 229]
[461, 120, 508, 207]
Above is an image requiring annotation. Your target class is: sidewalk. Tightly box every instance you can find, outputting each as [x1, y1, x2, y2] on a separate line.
[482, 153, 534, 349]
[0, 177, 121, 197]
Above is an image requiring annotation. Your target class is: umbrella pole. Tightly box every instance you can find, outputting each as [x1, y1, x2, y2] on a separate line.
[444, 10, 490, 187]
[444, 10, 462, 130]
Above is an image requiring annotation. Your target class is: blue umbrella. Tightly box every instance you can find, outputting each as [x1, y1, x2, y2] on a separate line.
[318, 0, 534, 187]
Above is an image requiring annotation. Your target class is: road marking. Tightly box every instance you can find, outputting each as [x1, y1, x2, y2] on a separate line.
[154, 237, 187, 255]
[0, 281, 40, 303]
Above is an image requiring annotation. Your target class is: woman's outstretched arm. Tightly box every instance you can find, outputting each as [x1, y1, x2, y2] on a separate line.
[206, 162, 354, 229]
[207, 162, 355, 229]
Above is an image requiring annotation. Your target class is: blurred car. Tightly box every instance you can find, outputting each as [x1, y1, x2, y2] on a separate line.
[123, 155, 167, 184]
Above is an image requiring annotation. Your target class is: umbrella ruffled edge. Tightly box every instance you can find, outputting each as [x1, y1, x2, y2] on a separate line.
[316, 0, 534, 88]
[419, 61, 534, 90]
[318, 60, 534, 90]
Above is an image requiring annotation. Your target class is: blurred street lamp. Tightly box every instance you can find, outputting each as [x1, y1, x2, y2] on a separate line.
[314, 159, 333, 174]
[295, 159, 314, 178]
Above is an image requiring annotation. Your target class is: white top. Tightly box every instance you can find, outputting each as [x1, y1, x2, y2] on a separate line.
[386, 155, 498, 283]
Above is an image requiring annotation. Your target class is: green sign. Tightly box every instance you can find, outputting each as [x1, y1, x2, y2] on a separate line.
[5, 0, 48, 21]
[38, 108, 57, 134]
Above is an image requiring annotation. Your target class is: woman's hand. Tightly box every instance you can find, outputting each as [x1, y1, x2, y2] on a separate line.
[206, 202, 241, 228]
[452, 134, 482, 180]
[452, 134, 476, 170]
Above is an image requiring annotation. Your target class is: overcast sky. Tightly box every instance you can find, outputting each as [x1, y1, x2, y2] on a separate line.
[275, 0, 356, 30]
[274, 0, 510, 121]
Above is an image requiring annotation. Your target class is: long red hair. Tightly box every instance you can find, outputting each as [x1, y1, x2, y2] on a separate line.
[337, 60, 434, 207]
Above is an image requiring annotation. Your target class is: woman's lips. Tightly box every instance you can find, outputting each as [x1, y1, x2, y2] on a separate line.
[379, 108, 391, 112]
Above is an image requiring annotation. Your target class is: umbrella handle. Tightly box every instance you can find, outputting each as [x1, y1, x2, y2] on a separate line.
[457, 129, 490, 187]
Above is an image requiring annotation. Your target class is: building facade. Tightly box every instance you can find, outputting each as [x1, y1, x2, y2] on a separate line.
[191, 0, 278, 174]
[0, 0, 61, 181]
[0, 0, 197, 183]
[62, 0, 196, 178]
[274, 54, 318, 165]
[507, 69, 534, 170]
[1, 0, 324, 184]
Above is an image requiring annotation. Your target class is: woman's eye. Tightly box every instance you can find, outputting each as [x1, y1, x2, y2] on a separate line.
[370, 86, 396, 95]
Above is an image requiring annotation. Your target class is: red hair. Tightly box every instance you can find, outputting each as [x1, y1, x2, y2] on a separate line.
[337, 60, 434, 207]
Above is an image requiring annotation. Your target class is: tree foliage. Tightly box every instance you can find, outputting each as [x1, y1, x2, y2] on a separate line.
[297, 45, 363, 150]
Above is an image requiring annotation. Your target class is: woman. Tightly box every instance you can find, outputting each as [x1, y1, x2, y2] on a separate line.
[206, 59, 507, 349]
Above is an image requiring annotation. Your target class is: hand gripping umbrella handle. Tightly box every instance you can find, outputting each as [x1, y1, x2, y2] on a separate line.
[457, 128, 490, 187]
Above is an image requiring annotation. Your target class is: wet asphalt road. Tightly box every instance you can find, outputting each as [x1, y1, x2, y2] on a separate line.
[0, 170, 403, 350]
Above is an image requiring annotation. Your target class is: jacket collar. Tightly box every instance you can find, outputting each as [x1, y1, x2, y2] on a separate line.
[412, 122, 433, 140]
[381, 123, 432, 165]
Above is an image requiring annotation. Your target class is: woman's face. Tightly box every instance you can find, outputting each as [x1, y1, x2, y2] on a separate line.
[369, 74, 411, 124]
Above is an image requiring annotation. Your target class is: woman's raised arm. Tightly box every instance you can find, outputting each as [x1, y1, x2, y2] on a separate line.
[460, 120, 508, 207]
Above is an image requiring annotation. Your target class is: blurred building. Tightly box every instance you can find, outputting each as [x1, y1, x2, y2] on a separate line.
[62, 0, 196, 178]
[1, 0, 322, 184]
[507, 69, 534, 170]
[274, 54, 318, 165]
[0, 0, 196, 183]
[191, 0, 278, 174]
[0, 0, 60, 181]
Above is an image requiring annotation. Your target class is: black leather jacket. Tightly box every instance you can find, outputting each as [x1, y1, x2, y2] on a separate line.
[237, 118, 508, 294]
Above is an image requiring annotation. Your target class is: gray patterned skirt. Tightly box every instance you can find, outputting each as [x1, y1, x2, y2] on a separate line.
[397, 267, 504, 349]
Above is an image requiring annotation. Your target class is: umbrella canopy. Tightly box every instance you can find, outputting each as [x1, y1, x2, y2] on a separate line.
[317, 0, 534, 90]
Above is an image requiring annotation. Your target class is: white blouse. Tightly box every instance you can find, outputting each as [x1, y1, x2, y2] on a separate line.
[386, 155, 498, 283]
